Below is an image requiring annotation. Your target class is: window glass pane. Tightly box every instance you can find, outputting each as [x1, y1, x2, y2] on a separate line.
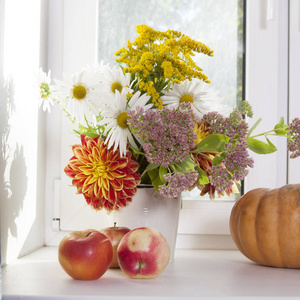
[97, 0, 244, 201]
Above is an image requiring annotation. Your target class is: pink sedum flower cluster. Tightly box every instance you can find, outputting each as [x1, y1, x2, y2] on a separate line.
[223, 140, 254, 181]
[159, 170, 199, 198]
[202, 109, 248, 141]
[202, 109, 253, 193]
[287, 118, 300, 159]
[128, 103, 196, 168]
[208, 165, 233, 193]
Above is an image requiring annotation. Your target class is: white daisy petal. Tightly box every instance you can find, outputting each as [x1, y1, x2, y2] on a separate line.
[115, 91, 127, 111]
[161, 78, 229, 119]
[121, 136, 129, 156]
[127, 133, 139, 150]
[111, 129, 120, 152]
[106, 127, 116, 149]
[129, 92, 152, 110]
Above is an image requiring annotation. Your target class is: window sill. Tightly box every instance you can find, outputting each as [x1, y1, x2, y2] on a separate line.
[2, 247, 300, 299]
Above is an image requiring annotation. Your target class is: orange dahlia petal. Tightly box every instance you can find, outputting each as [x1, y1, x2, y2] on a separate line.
[81, 181, 93, 195]
[109, 186, 118, 202]
[64, 165, 75, 177]
[72, 180, 83, 194]
[103, 201, 115, 213]
[99, 186, 110, 204]
[114, 157, 129, 169]
[73, 147, 84, 159]
[106, 148, 118, 160]
[93, 182, 101, 198]
[111, 169, 127, 178]
[117, 197, 132, 208]
[71, 144, 81, 153]
[123, 186, 137, 197]
[107, 160, 121, 171]
[78, 166, 93, 175]
[92, 146, 100, 159]
[105, 172, 115, 181]
[109, 178, 123, 191]
[80, 134, 87, 145]
[97, 177, 108, 191]
[123, 176, 139, 188]
[85, 175, 97, 186]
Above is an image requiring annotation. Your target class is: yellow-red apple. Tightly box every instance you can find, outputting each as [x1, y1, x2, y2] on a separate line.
[58, 229, 113, 280]
[117, 227, 170, 279]
[100, 222, 131, 268]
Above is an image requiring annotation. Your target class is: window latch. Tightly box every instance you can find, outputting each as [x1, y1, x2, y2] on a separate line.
[52, 179, 61, 231]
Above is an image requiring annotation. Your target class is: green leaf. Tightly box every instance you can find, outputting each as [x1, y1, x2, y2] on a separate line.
[159, 166, 167, 184]
[82, 132, 100, 139]
[212, 154, 225, 166]
[246, 137, 277, 154]
[146, 163, 160, 171]
[265, 136, 276, 150]
[216, 140, 226, 152]
[130, 147, 145, 156]
[194, 134, 229, 153]
[278, 116, 285, 127]
[195, 166, 209, 185]
[177, 155, 195, 172]
[147, 168, 164, 192]
[274, 116, 288, 136]
[247, 118, 262, 138]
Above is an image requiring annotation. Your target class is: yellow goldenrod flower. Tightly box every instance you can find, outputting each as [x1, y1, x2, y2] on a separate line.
[115, 24, 213, 107]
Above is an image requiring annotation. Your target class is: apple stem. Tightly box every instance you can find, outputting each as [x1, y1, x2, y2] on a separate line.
[137, 261, 143, 275]
[114, 222, 117, 229]
[86, 231, 93, 238]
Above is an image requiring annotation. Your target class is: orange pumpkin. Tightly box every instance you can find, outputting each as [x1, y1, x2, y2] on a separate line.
[230, 184, 300, 268]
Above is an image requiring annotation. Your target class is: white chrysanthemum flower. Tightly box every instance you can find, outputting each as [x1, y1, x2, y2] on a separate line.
[161, 78, 229, 119]
[98, 65, 132, 105]
[35, 68, 54, 113]
[52, 68, 101, 124]
[99, 90, 152, 157]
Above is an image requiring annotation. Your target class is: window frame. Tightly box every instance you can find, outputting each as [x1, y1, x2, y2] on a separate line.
[45, 0, 293, 248]
[288, 0, 300, 183]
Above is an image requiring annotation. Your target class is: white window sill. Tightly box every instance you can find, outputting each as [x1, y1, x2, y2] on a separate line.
[2, 247, 300, 300]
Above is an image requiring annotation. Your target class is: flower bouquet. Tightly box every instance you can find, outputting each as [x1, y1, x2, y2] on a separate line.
[36, 25, 300, 214]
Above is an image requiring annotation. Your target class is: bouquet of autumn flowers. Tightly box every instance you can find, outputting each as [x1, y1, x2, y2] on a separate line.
[36, 25, 300, 213]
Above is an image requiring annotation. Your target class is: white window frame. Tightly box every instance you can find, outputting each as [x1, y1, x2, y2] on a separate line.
[45, 0, 297, 248]
[288, 0, 300, 182]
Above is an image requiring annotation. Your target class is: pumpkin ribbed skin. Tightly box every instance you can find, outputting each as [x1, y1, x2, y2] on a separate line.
[230, 184, 300, 268]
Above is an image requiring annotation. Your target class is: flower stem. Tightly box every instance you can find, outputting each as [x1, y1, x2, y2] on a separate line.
[249, 128, 285, 139]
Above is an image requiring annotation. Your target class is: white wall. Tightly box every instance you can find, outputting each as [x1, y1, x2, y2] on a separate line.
[0, 0, 48, 265]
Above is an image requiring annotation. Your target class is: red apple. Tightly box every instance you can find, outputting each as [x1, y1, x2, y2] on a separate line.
[117, 227, 170, 279]
[58, 229, 113, 280]
[101, 222, 131, 268]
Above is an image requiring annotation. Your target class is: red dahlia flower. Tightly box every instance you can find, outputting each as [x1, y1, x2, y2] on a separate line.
[64, 134, 141, 213]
